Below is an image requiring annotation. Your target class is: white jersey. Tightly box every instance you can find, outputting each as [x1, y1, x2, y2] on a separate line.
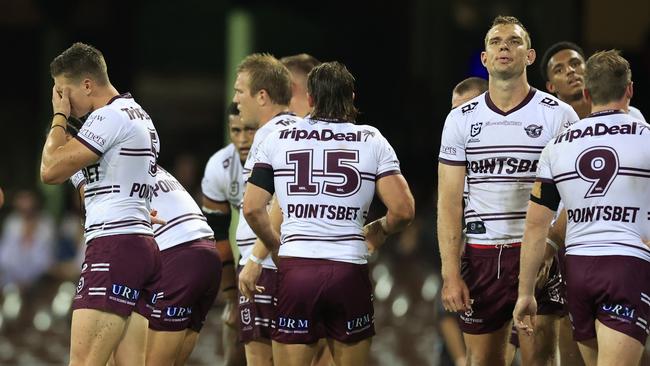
[251, 117, 401, 264]
[75, 93, 160, 244]
[537, 110, 650, 262]
[73, 167, 213, 251]
[629, 106, 646, 122]
[150, 167, 213, 251]
[201, 143, 243, 208]
[236, 113, 300, 268]
[439, 88, 579, 245]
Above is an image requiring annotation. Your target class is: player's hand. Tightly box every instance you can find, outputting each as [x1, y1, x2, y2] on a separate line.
[535, 255, 553, 290]
[52, 85, 71, 118]
[513, 295, 537, 336]
[441, 275, 471, 312]
[238, 259, 264, 301]
[149, 209, 167, 225]
[363, 219, 388, 255]
[221, 298, 238, 328]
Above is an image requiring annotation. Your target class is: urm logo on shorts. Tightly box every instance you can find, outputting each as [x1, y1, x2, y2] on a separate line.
[166, 306, 192, 318]
[346, 314, 372, 331]
[601, 303, 635, 322]
[278, 316, 309, 330]
[111, 284, 140, 301]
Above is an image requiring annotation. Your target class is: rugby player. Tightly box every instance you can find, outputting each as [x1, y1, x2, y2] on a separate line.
[201, 102, 255, 366]
[242, 61, 415, 366]
[41, 42, 161, 365]
[280, 53, 322, 117]
[437, 16, 579, 365]
[231, 53, 300, 366]
[515, 50, 650, 366]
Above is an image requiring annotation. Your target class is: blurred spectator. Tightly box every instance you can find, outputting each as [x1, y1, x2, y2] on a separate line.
[0, 190, 55, 288]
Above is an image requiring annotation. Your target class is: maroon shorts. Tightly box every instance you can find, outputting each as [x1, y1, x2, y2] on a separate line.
[73, 234, 161, 317]
[272, 258, 375, 344]
[458, 244, 564, 335]
[136, 238, 221, 332]
[564, 255, 650, 345]
[238, 266, 278, 343]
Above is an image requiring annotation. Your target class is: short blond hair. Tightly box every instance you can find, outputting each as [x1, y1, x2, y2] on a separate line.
[585, 50, 632, 105]
[485, 15, 532, 49]
[237, 53, 292, 106]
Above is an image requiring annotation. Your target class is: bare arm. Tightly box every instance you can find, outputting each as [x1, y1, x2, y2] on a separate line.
[364, 174, 415, 251]
[201, 197, 238, 302]
[437, 163, 465, 280]
[519, 201, 555, 296]
[41, 87, 100, 184]
[437, 163, 470, 312]
[242, 183, 279, 252]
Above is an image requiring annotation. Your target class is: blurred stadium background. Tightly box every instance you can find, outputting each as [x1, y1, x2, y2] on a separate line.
[0, 0, 647, 364]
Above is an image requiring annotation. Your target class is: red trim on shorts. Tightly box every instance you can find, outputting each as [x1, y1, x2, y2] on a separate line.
[466, 242, 521, 249]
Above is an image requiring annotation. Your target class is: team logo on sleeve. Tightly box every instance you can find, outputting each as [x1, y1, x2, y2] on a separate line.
[524, 124, 543, 138]
[461, 102, 479, 114]
[470, 123, 483, 137]
[540, 97, 559, 107]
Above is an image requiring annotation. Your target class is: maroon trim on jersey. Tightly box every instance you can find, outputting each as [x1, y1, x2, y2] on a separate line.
[236, 238, 256, 247]
[106, 92, 133, 105]
[308, 117, 351, 124]
[85, 219, 152, 233]
[274, 111, 296, 118]
[438, 157, 466, 166]
[485, 87, 536, 116]
[377, 170, 400, 179]
[466, 144, 545, 151]
[154, 213, 207, 238]
[585, 109, 626, 118]
[74, 135, 103, 156]
[566, 242, 650, 256]
[466, 242, 522, 249]
[201, 193, 228, 205]
[465, 211, 527, 219]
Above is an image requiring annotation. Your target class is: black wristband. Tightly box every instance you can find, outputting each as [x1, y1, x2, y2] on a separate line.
[50, 124, 67, 132]
[53, 112, 68, 120]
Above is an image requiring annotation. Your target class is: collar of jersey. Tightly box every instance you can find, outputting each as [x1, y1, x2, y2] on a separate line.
[107, 92, 133, 105]
[485, 87, 536, 116]
[585, 109, 626, 118]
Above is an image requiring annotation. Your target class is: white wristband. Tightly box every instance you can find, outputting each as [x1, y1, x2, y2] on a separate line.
[546, 238, 559, 250]
[248, 254, 263, 265]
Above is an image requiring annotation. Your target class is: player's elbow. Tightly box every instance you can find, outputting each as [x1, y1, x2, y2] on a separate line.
[242, 202, 265, 224]
[391, 195, 415, 230]
[40, 167, 66, 185]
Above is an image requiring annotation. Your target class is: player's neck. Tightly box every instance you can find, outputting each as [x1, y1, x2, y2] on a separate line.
[590, 99, 629, 115]
[567, 97, 591, 119]
[259, 104, 290, 127]
[92, 84, 121, 110]
[488, 76, 530, 112]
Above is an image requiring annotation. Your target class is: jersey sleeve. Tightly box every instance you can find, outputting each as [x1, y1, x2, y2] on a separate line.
[374, 130, 401, 178]
[74, 108, 126, 156]
[554, 105, 580, 135]
[251, 130, 275, 170]
[535, 143, 554, 183]
[69, 170, 86, 190]
[438, 111, 466, 165]
[201, 154, 230, 204]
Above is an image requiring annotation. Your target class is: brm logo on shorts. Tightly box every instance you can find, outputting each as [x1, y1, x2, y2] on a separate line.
[346, 314, 373, 333]
[539, 97, 559, 108]
[461, 102, 479, 114]
[524, 124, 543, 138]
[601, 303, 636, 322]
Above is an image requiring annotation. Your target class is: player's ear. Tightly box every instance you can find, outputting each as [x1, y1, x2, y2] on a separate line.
[626, 81, 634, 100]
[546, 81, 556, 94]
[307, 92, 314, 108]
[83, 78, 92, 96]
[352, 92, 355, 101]
[256, 89, 267, 106]
[480, 51, 487, 67]
[526, 48, 536, 66]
